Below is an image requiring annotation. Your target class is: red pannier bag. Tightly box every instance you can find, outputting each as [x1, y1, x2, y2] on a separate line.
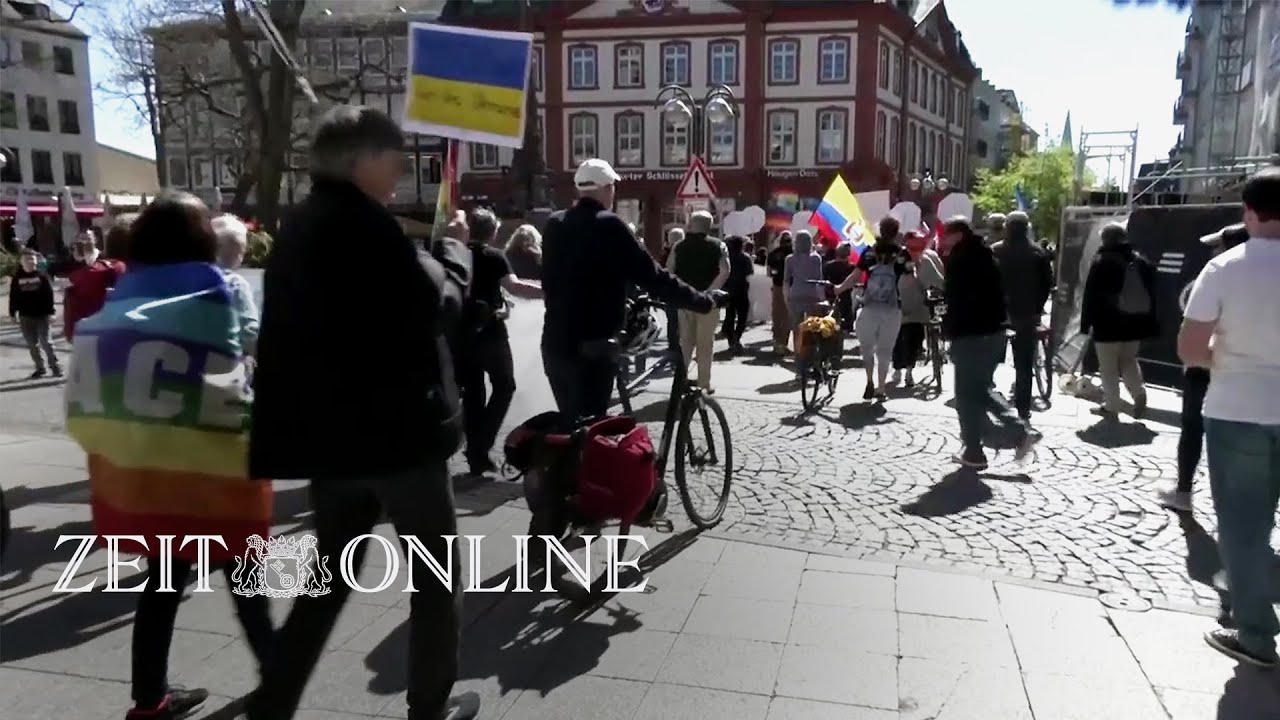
[572, 416, 657, 525]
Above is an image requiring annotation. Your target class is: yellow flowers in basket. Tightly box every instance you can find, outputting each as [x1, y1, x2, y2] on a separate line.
[800, 314, 839, 339]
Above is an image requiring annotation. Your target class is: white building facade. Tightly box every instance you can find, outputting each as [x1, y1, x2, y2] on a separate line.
[0, 0, 100, 218]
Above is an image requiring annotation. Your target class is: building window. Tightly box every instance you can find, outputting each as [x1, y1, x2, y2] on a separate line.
[892, 49, 903, 96]
[878, 41, 889, 89]
[0, 92, 16, 129]
[975, 139, 988, 158]
[874, 111, 886, 160]
[953, 141, 963, 180]
[910, 59, 919, 103]
[52, 46, 74, 75]
[569, 113, 597, 165]
[336, 38, 359, 72]
[917, 125, 926, 171]
[977, 100, 990, 121]
[531, 46, 543, 91]
[766, 109, 797, 165]
[768, 38, 798, 85]
[917, 65, 927, 107]
[907, 122, 917, 171]
[192, 157, 211, 188]
[708, 40, 738, 85]
[309, 38, 333, 71]
[362, 37, 385, 68]
[955, 89, 965, 127]
[470, 143, 498, 169]
[926, 129, 936, 169]
[26, 96, 49, 132]
[421, 154, 442, 184]
[31, 150, 53, 184]
[709, 120, 736, 165]
[660, 41, 691, 85]
[816, 108, 846, 164]
[568, 45, 597, 89]
[20, 40, 41, 69]
[615, 112, 643, 167]
[661, 118, 689, 166]
[167, 157, 187, 187]
[1, 147, 22, 182]
[929, 74, 939, 114]
[390, 37, 408, 75]
[818, 37, 849, 84]
[937, 133, 946, 175]
[615, 43, 643, 89]
[57, 100, 79, 135]
[61, 152, 85, 187]
[889, 117, 900, 170]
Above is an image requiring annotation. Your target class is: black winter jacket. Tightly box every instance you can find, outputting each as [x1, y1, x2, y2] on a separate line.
[942, 236, 1007, 339]
[992, 235, 1054, 329]
[1080, 244, 1159, 343]
[249, 179, 471, 479]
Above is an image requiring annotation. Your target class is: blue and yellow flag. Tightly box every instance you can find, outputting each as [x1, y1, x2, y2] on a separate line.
[403, 23, 533, 148]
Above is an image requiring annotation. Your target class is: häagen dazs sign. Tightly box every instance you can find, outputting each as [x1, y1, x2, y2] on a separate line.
[765, 169, 818, 179]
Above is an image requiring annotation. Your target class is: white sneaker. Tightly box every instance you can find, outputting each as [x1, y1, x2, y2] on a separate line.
[1156, 488, 1192, 512]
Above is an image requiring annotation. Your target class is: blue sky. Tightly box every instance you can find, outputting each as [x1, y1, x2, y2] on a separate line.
[83, 0, 1190, 183]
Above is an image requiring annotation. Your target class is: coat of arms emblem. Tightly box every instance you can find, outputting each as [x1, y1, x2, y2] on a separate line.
[232, 534, 333, 598]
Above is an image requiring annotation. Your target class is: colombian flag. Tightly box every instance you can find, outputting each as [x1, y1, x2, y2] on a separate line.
[405, 24, 532, 147]
[811, 174, 874, 253]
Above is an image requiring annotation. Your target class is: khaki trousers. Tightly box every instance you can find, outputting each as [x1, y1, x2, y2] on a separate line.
[678, 308, 720, 389]
[770, 286, 791, 350]
[1094, 340, 1146, 411]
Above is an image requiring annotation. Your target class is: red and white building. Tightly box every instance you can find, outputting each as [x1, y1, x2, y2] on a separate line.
[455, 0, 976, 243]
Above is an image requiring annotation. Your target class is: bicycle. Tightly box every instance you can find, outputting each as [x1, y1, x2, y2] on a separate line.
[519, 294, 734, 597]
[797, 280, 843, 411]
[923, 289, 947, 390]
[612, 294, 669, 415]
[1005, 323, 1054, 404]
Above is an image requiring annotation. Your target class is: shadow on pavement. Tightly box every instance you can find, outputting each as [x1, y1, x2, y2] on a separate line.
[1217, 665, 1280, 719]
[1178, 513, 1223, 589]
[900, 469, 1032, 518]
[627, 399, 670, 424]
[364, 529, 703, 700]
[757, 379, 799, 394]
[1075, 418, 1157, 448]
[837, 403, 893, 430]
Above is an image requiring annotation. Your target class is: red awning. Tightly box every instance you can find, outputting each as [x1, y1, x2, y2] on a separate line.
[0, 205, 105, 216]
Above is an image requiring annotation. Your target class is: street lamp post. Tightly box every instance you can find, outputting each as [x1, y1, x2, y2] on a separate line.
[655, 83, 736, 170]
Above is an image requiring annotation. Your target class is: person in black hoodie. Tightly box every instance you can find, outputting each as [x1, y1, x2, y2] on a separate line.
[721, 235, 755, 353]
[247, 106, 479, 720]
[8, 249, 61, 379]
[993, 211, 1055, 420]
[941, 217, 1040, 469]
[1080, 223, 1159, 418]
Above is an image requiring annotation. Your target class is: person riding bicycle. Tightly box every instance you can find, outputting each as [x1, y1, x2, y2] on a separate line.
[541, 158, 717, 422]
[992, 211, 1055, 421]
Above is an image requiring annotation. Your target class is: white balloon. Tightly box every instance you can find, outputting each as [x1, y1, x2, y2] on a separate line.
[790, 211, 815, 231]
[722, 211, 749, 237]
[889, 202, 922, 233]
[742, 205, 767, 233]
[936, 193, 974, 223]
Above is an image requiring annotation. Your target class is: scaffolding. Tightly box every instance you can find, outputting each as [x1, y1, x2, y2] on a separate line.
[1072, 128, 1139, 205]
[1130, 153, 1279, 204]
[1207, 0, 1248, 165]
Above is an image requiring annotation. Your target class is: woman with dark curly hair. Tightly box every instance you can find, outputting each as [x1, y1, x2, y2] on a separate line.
[63, 190, 276, 720]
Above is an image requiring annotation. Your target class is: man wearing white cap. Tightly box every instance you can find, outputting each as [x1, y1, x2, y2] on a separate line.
[540, 158, 719, 421]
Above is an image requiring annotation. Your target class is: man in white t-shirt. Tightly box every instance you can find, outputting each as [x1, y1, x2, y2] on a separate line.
[1178, 167, 1280, 669]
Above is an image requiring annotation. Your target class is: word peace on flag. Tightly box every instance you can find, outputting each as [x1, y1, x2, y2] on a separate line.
[403, 23, 534, 148]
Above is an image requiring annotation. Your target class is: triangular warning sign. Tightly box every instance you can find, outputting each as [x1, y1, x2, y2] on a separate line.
[675, 156, 718, 199]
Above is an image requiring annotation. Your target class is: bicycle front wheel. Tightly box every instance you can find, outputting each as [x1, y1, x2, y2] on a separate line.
[1035, 336, 1053, 402]
[615, 361, 633, 415]
[674, 393, 733, 529]
[799, 362, 821, 411]
[928, 328, 944, 390]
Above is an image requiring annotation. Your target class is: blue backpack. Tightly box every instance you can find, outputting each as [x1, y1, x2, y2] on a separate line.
[863, 263, 899, 306]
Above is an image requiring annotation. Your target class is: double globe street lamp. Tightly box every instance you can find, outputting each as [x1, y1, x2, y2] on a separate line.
[655, 83, 736, 170]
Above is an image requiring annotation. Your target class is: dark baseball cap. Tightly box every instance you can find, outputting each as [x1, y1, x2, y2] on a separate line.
[1200, 223, 1248, 250]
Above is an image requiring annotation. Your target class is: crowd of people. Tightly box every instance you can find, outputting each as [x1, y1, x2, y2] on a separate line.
[2, 100, 1276, 720]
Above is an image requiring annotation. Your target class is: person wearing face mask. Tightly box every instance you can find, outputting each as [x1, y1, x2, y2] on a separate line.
[57, 231, 126, 341]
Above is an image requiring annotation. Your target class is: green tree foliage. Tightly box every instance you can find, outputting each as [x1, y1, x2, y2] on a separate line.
[971, 146, 1092, 242]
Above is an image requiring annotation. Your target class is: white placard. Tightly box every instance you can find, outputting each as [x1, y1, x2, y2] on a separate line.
[890, 202, 922, 233]
[854, 190, 892, 231]
[936, 193, 974, 224]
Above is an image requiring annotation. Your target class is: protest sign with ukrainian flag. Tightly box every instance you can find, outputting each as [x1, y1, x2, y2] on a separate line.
[403, 23, 533, 148]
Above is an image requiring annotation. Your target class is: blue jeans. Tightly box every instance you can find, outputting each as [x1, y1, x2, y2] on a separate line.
[1206, 417, 1280, 656]
[951, 333, 1027, 454]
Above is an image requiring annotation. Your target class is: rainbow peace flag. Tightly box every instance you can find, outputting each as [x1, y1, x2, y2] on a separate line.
[811, 174, 874, 253]
[431, 139, 459, 242]
[403, 23, 533, 147]
[65, 262, 270, 562]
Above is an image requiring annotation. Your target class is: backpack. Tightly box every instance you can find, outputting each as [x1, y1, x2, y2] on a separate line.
[863, 262, 899, 306]
[1115, 260, 1151, 315]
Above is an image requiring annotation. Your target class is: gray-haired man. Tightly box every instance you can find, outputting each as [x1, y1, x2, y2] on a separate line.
[248, 105, 479, 720]
[667, 210, 729, 392]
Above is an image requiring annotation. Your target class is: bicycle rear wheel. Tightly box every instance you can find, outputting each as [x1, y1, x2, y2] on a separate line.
[824, 357, 840, 396]
[675, 393, 733, 529]
[799, 359, 822, 412]
[1035, 335, 1053, 402]
[928, 327, 944, 390]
